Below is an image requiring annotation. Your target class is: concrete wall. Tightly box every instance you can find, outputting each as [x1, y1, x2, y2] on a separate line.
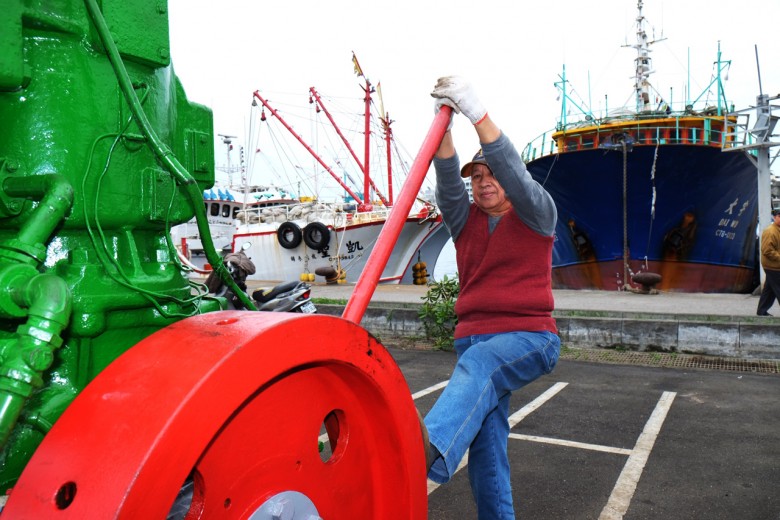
[318, 304, 780, 360]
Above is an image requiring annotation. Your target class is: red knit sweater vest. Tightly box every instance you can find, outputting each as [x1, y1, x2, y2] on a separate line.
[454, 205, 557, 338]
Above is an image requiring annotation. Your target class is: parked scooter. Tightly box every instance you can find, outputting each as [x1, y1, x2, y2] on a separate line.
[252, 281, 317, 313]
[205, 243, 317, 313]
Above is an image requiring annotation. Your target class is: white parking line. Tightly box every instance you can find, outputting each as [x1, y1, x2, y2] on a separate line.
[420, 379, 677, 519]
[508, 382, 569, 427]
[412, 380, 448, 400]
[427, 453, 469, 495]
[599, 391, 677, 520]
[508, 433, 633, 456]
[426, 381, 568, 495]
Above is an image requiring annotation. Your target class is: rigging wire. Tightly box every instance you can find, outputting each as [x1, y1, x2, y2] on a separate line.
[540, 153, 559, 188]
[621, 139, 630, 290]
[249, 85, 427, 210]
[644, 142, 660, 259]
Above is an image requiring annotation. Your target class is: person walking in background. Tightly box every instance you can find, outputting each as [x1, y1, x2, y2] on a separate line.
[421, 76, 560, 519]
[756, 209, 780, 316]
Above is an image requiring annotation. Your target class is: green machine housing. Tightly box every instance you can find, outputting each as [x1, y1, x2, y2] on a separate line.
[0, 0, 224, 487]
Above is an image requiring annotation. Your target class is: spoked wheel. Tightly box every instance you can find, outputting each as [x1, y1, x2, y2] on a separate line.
[4, 312, 427, 519]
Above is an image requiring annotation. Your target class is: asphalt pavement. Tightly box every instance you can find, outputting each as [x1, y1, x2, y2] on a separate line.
[236, 279, 780, 517]
[391, 345, 780, 519]
[305, 281, 780, 517]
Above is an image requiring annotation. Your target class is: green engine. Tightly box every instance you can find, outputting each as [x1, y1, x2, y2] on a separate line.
[0, 0, 224, 488]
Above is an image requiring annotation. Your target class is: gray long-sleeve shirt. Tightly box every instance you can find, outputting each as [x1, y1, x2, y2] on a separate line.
[433, 132, 557, 241]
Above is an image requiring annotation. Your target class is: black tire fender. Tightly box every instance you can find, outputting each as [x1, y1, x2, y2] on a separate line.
[277, 221, 302, 249]
[303, 222, 331, 250]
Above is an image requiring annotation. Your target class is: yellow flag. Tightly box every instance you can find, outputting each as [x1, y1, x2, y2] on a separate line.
[377, 82, 386, 121]
[352, 52, 363, 77]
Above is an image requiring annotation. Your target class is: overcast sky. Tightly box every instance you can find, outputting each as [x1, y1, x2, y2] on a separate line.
[168, 0, 780, 193]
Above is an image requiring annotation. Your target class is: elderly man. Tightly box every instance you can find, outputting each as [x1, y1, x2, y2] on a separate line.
[422, 76, 560, 520]
[757, 209, 780, 316]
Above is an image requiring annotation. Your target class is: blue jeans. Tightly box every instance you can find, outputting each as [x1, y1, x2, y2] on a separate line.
[425, 330, 560, 520]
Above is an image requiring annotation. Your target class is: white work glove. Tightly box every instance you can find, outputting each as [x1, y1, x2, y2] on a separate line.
[434, 102, 455, 131]
[431, 76, 487, 125]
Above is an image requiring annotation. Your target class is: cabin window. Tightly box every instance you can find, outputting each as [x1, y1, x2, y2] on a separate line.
[565, 138, 579, 151]
[581, 136, 594, 149]
[222, 204, 231, 217]
[210, 203, 219, 216]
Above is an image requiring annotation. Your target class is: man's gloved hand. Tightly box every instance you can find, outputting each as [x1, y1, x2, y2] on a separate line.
[431, 76, 487, 125]
[434, 102, 455, 131]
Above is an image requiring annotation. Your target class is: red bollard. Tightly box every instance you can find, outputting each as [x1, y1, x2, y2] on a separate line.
[342, 106, 452, 324]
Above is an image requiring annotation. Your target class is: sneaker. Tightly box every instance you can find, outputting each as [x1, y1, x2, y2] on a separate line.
[416, 408, 433, 472]
[757, 311, 773, 316]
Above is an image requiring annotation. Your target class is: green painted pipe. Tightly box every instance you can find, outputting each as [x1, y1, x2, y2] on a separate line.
[2, 174, 73, 264]
[0, 173, 74, 448]
[83, 0, 256, 310]
[0, 273, 71, 447]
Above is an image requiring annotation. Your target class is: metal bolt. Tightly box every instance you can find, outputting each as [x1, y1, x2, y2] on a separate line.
[269, 497, 293, 520]
[253, 491, 318, 520]
[26, 347, 53, 371]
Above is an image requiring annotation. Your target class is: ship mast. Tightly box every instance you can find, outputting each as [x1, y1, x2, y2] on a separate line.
[377, 81, 394, 206]
[629, 0, 668, 113]
[362, 75, 372, 207]
[308, 86, 390, 206]
[632, 0, 654, 113]
[353, 52, 375, 209]
[252, 91, 363, 203]
[382, 111, 394, 206]
[254, 54, 398, 209]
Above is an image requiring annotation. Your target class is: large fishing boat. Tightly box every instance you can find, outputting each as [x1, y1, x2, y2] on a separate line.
[171, 181, 294, 264]
[523, 0, 759, 293]
[199, 55, 448, 284]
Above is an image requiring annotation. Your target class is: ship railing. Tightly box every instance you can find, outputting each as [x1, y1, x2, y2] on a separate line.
[522, 131, 558, 162]
[237, 202, 309, 224]
[235, 201, 394, 227]
[349, 207, 391, 225]
[522, 112, 735, 162]
[722, 94, 780, 153]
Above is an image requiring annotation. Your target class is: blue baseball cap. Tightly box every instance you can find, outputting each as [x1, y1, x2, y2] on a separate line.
[460, 149, 489, 178]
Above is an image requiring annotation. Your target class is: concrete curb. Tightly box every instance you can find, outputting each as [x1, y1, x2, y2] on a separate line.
[555, 314, 780, 360]
[317, 303, 780, 360]
[318, 304, 425, 338]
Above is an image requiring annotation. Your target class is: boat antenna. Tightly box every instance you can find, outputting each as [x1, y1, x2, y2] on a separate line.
[755, 44, 764, 97]
[217, 134, 238, 187]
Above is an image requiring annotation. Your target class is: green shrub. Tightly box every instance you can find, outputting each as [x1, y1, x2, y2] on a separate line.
[419, 274, 460, 351]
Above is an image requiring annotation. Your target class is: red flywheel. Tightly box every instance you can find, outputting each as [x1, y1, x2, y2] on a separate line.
[3, 311, 427, 519]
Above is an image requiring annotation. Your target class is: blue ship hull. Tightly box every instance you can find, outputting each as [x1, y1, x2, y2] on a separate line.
[527, 144, 758, 292]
